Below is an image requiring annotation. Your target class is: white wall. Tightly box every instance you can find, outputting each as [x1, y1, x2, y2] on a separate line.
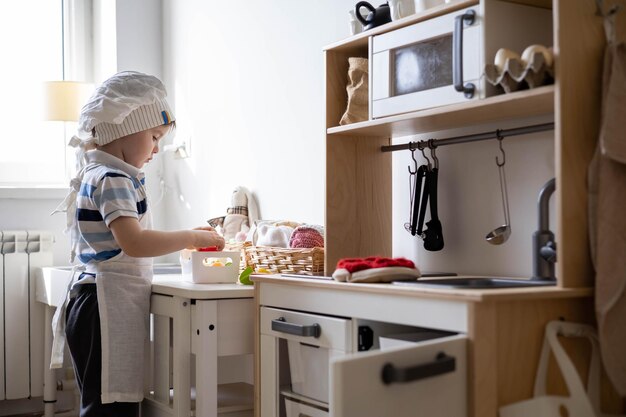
[160, 0, 356, 239]
[116, 0, 163, 78]
[112, 0, 170, 244]
[392, 116, 556, 278]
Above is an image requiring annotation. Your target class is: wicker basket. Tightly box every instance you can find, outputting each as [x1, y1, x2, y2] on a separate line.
[244, 245, 325, 276]
[224, 241, 253, 273]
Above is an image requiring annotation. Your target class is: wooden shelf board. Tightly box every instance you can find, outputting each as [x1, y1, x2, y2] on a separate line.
[327, 85, 555, 137]
[145, 382, 254, 415]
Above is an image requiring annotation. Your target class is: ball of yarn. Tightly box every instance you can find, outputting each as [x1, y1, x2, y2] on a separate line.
[289, 226, 324, 248]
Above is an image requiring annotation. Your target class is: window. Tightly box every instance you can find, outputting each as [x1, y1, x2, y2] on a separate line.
[0, 0, 90, 187]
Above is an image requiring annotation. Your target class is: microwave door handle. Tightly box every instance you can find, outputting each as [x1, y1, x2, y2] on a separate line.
[453, 9, 476, 99]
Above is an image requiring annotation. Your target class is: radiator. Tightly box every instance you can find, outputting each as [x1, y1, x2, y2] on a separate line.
[0, 230, 53, 400]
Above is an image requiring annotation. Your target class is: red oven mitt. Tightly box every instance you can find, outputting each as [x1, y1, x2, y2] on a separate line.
[333, 257, 420, 283]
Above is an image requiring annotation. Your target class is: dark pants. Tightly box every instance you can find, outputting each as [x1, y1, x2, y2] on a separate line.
[65, 283, 140, 417]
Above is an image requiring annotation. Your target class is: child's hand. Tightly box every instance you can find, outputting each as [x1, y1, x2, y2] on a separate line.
[189, 229, 225, 251]
[194, 226, 216, 232]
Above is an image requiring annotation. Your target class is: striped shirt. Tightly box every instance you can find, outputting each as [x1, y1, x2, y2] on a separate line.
[75, 150, 148, 272]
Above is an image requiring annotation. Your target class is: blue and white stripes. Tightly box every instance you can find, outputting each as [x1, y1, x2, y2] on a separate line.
[74, 150, 148, 266]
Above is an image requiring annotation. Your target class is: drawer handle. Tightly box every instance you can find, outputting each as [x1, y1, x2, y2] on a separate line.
[453, 9, 476, 98]
[271, 317, 321, 338]
[381, 352, 455, 385]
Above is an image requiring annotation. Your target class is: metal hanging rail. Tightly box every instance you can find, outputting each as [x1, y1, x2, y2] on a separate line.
[380, 122, 554, 153]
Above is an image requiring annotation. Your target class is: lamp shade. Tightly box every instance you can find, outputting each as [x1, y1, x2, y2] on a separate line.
[42, 81, 93, 122]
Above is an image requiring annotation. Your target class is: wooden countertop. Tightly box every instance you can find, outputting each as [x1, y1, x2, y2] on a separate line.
[251, 274, 593, 302]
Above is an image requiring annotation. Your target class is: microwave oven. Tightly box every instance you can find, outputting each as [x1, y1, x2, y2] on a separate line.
[370, 1, 553, 119]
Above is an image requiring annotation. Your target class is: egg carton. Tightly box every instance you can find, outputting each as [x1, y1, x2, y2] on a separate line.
[484, 51, 554, 94]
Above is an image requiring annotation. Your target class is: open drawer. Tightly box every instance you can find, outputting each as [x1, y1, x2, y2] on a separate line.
[330, 334, 467, 417]
[260, 306, 352, 414]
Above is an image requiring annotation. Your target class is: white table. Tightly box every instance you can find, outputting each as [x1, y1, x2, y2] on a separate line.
[36, 269, 254, 417]
[145, 276, 255, 417]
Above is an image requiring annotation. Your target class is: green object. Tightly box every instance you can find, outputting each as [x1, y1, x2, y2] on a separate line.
[238, 266, 254, 285]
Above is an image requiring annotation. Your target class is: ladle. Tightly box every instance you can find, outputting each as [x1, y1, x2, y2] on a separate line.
[486, 134, 511, 244]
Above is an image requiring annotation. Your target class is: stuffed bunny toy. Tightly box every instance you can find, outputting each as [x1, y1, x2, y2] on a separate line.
[208, 186, 259, 241]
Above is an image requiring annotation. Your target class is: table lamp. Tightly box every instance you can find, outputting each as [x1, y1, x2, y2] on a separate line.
[42, 81, 93, 122]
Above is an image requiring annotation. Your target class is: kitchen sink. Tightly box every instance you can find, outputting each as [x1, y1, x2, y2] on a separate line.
[37, 263, 183, 307]
[152, 264, 182, 275]
[392, 277, 556, 289]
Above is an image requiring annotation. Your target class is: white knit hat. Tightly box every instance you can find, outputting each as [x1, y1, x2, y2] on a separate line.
[71, 71, 176, 147]
[93, 96, 174, 145]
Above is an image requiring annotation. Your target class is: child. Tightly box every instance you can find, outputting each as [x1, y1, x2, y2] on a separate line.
[51, 71, 223, 417]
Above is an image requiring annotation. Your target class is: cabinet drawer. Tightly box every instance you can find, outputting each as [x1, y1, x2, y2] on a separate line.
[260, 307, 351, 351]
[330, 334, 467, 417]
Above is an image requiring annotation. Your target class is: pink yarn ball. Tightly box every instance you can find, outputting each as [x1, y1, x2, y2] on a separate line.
[289, 227, 324, 248]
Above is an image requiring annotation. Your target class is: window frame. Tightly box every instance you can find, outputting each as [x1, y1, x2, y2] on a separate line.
[0, 0, 93, 191]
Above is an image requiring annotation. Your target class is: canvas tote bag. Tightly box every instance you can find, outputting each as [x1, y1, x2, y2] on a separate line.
[339, 57, 368, 125]
[499, 321, 625, 417]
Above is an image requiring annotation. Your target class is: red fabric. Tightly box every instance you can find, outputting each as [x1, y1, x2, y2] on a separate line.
[336, 257, 415, 273]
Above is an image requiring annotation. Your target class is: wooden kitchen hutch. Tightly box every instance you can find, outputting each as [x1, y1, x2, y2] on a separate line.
[254, 1, 625, 416]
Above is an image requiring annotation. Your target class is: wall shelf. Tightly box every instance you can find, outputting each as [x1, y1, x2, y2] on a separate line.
[328, 85, 555, 137]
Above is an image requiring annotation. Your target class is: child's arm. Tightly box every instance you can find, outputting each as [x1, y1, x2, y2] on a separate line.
[109, 216, 225, 258]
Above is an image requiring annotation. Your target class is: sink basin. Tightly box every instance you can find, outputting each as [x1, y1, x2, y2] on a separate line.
[153, 264, 182, 275]
[36, 263, 183, 307]
[393, 277, 556, 289]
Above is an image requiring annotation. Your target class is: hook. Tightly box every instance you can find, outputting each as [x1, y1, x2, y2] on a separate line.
[408, 141, 418, 175]
[596, 0, 621, 17]
[496, 129, 506, 167]
[428, 139, 439, 170]
[596, 0, 621, 43]
[420, 142, 432, 171]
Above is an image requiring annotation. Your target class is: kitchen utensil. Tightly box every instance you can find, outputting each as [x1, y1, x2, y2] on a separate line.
[404, 143, 419, 233]
[388, 0, 414, 21]
[355, 1, 392, 31]
[409, 164, 428, 236]
[405, 143, 444, 251]
[423, 167, 444, 251]
[414, 0, 445, 13]
[348, 9, 363, 35]
[419, 142, 444, 251]
[486, 136, 511, 244]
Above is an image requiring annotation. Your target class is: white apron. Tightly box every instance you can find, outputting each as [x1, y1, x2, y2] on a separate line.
[51, 163, 153, 404]
[96, 251, 152, 403]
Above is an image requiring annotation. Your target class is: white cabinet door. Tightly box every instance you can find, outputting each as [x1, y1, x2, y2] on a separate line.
[330, 334, 467, 417]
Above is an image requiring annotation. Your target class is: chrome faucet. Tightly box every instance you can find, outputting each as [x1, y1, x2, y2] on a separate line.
[532, 178, 557, 281]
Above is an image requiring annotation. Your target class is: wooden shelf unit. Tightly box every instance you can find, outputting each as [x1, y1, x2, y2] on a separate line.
[324, 0, 605, 288]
